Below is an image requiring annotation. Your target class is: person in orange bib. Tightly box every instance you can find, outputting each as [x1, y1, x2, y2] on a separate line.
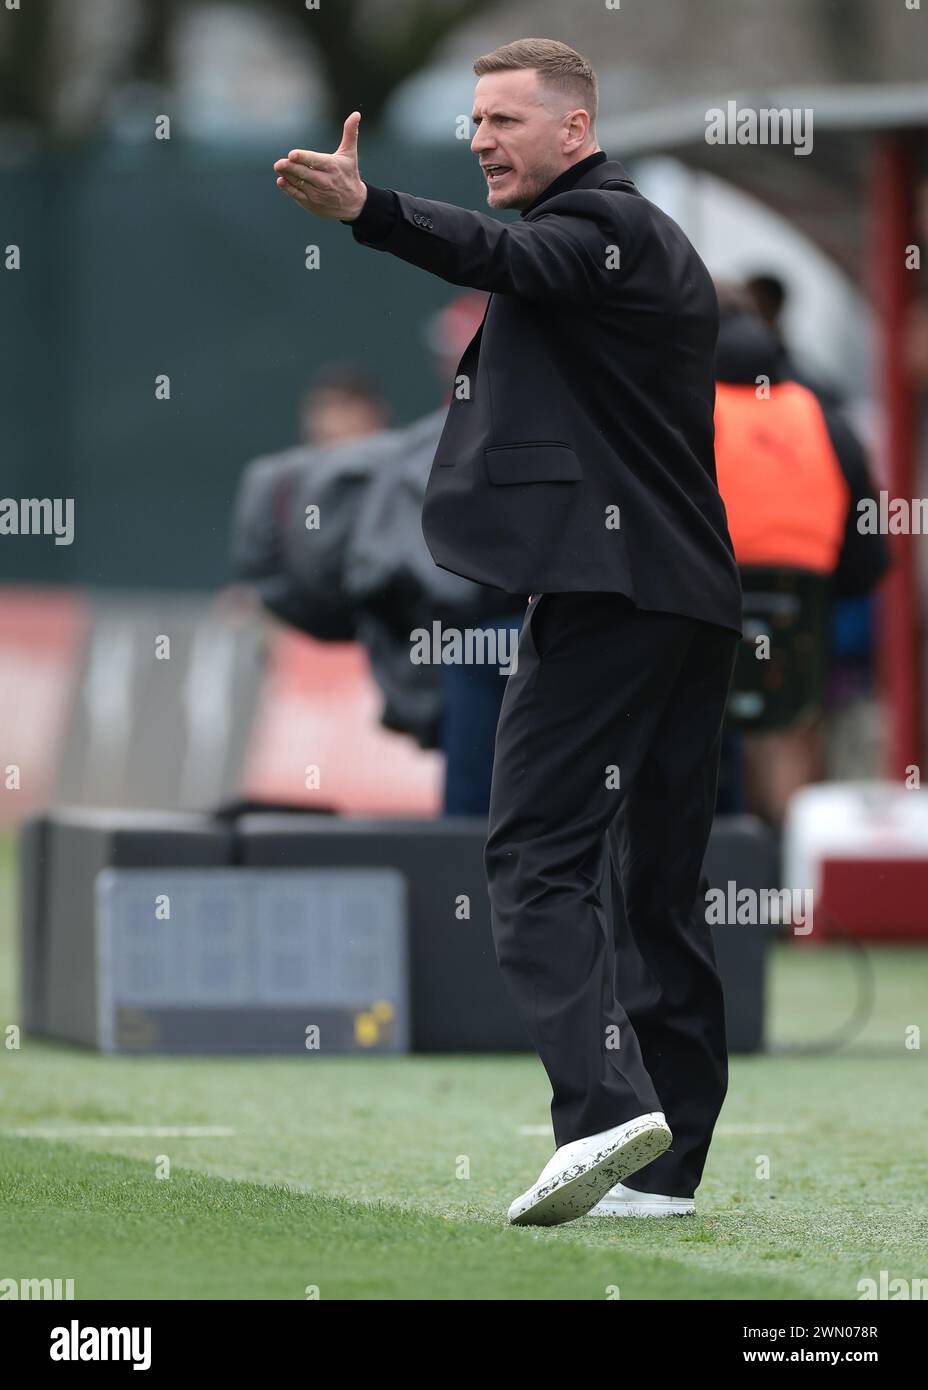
[713, 296, 889, 823]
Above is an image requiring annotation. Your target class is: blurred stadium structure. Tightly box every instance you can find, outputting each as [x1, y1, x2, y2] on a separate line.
[2, 0, 928, 1060]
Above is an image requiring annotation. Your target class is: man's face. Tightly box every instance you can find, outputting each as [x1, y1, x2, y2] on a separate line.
[301, 389, 387, 447]
[471, 70, 579, 211]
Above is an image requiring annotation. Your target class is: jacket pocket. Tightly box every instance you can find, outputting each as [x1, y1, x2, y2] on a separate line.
[526, 592, 556, 662]
[484, 443, 582, 485]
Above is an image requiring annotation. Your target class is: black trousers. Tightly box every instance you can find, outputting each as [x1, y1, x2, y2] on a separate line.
[485, 592, 739, 1198]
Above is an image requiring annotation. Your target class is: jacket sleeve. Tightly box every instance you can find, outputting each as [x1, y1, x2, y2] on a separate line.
[347, 186, 623, 304]
[826, 409, 892, 597]
[341, 184, 399, 242]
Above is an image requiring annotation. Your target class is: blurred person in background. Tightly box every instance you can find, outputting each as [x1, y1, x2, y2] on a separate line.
[714, 285, 890, 824]
[299, 363, 390, 445]
[425, 292, 526, 814]
[233, 291, 526, 784]
[744, 270, 844, 411]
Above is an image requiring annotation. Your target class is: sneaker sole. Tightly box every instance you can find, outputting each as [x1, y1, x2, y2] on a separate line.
[589, 1199, 695, 1218]
[508, 1116, 672, 1228]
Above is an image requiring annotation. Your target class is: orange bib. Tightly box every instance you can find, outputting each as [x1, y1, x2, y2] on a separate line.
[714, 380, 849, 572]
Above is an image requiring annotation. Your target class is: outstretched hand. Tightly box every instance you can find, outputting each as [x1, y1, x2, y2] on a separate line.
[274, 111, 367, 221]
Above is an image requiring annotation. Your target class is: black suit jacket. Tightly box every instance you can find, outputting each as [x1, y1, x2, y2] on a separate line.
[350, 158, 742, 635]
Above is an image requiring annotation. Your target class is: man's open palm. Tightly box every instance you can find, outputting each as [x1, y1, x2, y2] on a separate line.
[274, 112, 367, 221]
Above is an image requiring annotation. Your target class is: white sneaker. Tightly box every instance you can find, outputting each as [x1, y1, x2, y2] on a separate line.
[590, 1181, 695, 1217]
[507, 1112, 672, 1227]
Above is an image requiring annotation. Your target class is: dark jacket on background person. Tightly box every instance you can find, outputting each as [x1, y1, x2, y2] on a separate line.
[231, 410, 525, 748]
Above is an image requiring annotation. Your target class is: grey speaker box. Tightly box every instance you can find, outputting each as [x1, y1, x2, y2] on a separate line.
[237, 813, 773, 1053]
[94, 867, 408, 1054]
[24, 807, 234, 1047]
[238, 814, 531, 1052]
[20, 808, 772, 1055]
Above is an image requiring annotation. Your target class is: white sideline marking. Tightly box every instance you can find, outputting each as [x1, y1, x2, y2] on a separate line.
[516, 1123, 803, 1138]
[715, 1123, 804, 1136]
[7, 1125, 236, 1138]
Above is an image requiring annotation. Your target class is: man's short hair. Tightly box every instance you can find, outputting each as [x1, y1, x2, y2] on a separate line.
[744, 273, 787, 325]
[473, 38, 598, 128]
[305, 364, 385, 409]
[714, 280, 758, 321]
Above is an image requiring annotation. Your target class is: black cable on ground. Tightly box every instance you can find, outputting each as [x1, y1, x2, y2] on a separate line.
[767, 930, 878, 1055]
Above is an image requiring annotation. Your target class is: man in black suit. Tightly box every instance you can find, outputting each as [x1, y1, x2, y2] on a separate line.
[275, 37, 742, 1227]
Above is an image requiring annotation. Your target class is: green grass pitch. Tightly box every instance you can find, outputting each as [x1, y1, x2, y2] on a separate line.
[0, 834, 925, 1300]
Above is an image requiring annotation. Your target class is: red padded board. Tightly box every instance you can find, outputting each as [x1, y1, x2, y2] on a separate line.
[817, 857, 928, 940]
